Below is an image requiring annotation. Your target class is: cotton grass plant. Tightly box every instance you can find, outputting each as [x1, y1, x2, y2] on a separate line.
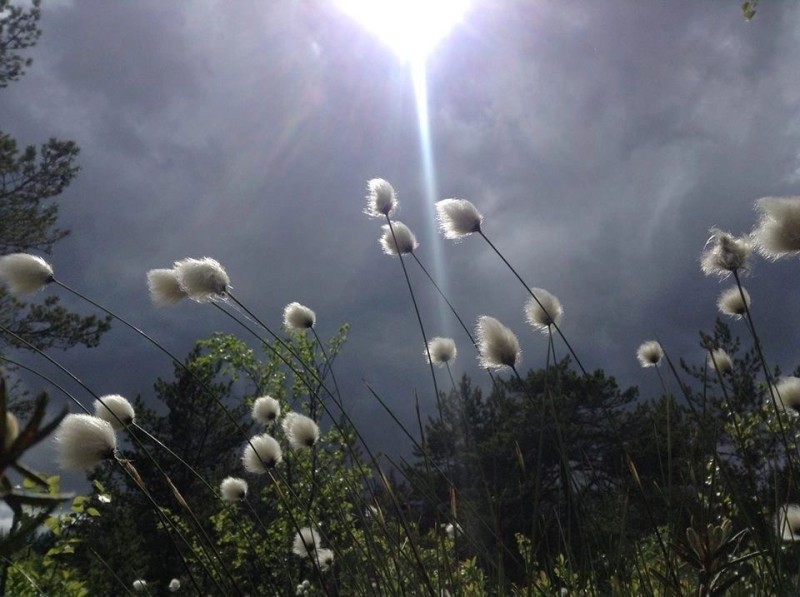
[9, 185, 800, 595]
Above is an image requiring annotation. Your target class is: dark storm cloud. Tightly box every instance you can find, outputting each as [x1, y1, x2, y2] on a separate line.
[3, 0, 800, 470]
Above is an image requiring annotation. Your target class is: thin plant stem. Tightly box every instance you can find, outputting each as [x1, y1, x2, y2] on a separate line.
[411, 252, 497, 385]
[383, 218, 443, 418]
[478, 230, 586, 376]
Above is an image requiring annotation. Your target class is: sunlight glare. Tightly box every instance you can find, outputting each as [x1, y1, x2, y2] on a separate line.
[335, 0, 471, 63]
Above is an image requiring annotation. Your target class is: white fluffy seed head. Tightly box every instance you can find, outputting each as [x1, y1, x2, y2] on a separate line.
[146, 268, 187, 306]
[776, 503, 800, 541]
[314, 547, 334, 572]
[220, 476, 248, 501]
[636, 341, 663, 368]
[425, 337, 457, 367]
[753, 197, 800, 259]
[707, 348, 733, 374]
[283, 302, 316, 330]
[242, 433, 282, 473]
[435, 199, 483, 240]
[717, 287, 750, 318]
[282, 412, 320, 450]
[132, 579, 148, 592]
[173, 257, 230, 302]
[252, 396, 281, 425]
[364, 178, 397, 218]
[475, 316, 521, 370]
[524, 288, 563, 334]
[380, 221, 418, 256]
[774, 377, 800, 415]
[0, 253, 54, 295]
[54, 414, 117, 471]
[93, 394, 135, 430]
[168, 578, 181, 592]
[292, 527, 322, 558]
[700, 228, 751, 278]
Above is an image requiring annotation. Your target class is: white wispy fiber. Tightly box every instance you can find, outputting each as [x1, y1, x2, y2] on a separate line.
[282, 412, 320, 449]
[54, 414, 117, 471]
[435, 199, 483, 239]
[717, 287, 750, 318]
[314, 548, 334, 572]
[636, 341, 663, 368]
[0, 253, 54, 295]
[241, 434, 282, 473]
[700, 228, 751, 278]
[524, 288, 563, 333]
[146, 268, 187, 306]
[220, 476, 248, 501]
[776, 503, 800, 541]
[753, 197, 800, 259]
[773, 377, 800, 415]
[4, 412, 18, 450]
[445, 522, 462, 538]
[132, 579, 148, 592]
[293, 527, 322, 558]
[93, 394, 135, 430]
[173, 257, 230, 302]
[283, 302, 316, 330]
[380, 221, 418, 255]
[364, 178, 397, 218]
[425, 337, 457, 367]
[707, 348, 733, 374]
[252, 396, 281, 425]
[169, 578, 181, 592]
[475, 316, 521, 370]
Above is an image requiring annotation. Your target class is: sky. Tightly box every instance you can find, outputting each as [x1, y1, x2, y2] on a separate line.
[3, 0, 800, 485]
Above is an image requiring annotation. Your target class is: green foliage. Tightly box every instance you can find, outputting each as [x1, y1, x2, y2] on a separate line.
[0, 0, 41, 88]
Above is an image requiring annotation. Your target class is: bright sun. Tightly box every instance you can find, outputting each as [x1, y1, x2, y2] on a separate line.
[335, 0, 471, 63]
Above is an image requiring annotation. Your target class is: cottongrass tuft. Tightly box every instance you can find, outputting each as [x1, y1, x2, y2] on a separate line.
[773, 377, 800, 415]
[707, 348, 733, 374]
[282, 412, 320, 449]
[93, 394, 135, 430]
[475, 316, 521, 370]
[0, 253, 54, 295]
[717, 286, 750, 318]
[380, 221, 418, 255]
[283, 302, 316, 330]
[132, 579, 148, 592]
[146, 268, 187, 306]
[314, 547, 334, 572]
[292, 527, 322, 558]
[54, 414, 117, 471]
[241, 433, 282, 473]
[168, 578, 181, 592]
[364, 178, 397, 218]
[220, 476, 248, 502]
[425, 337, 457, 367]
[752, 196, 800, 259]
[636, 341, 664, 368]
[445, 522, 463, 538]
[435, 198, 483, 239]
[700, 228, 751, 277]
[252, 395, 281, 425]
[524, 288, 563, 333]
[173, 257, 230, 302]
[776, 503, 800, 541]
